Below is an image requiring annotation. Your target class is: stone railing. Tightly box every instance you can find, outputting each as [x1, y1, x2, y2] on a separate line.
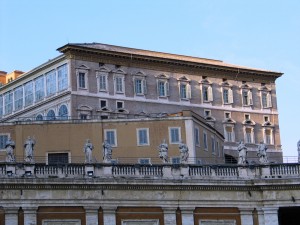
[1, 163, 300, 180]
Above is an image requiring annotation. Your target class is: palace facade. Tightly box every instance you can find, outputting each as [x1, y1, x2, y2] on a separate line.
[0, 43, 283, 162]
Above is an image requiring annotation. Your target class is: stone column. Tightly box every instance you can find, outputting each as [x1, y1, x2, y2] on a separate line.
[262, 207, 279, 225]
[163, 207, 177, 225]
[5, 207, 19, 225]
[23, 207, 37, 225]
[103, 207, 116, 225]
[240, 208, 254, 225]
[256, 208, 265, 225]
[85, 206, 99, 225]
[180, 207, 194, 225]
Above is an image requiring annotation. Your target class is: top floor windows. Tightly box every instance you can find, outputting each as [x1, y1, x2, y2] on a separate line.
[98, 74, 108, 92]
[35, 76, 45, 102]
[76, 65, 89, 90]
[169, 127, 181, 144]
[221, 80, 233, 105]
[0, 96, 3, 118]
[46, 70, 56, 96]
[113, 69, 126, 94]
[24, 81, 34, 107]
[14, 86, 23, 111]
[4, 92, 13, 115]
[156, 74, 170, 98]
[261, 92, 272, 108]
[242, 89, 253, 106]
[57, 64, 68, 92]
[178, 76, 191, 100]
[200, 78, 213, 103]
[133, 72, 147, 96]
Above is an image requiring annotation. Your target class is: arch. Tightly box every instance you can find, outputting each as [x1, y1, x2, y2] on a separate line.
[36, 114, 43, 121]
[58, 105, 68, 120]
[46, 110, 56, 120]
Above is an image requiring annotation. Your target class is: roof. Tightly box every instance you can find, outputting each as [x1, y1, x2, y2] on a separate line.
[58, 42, 283, 76]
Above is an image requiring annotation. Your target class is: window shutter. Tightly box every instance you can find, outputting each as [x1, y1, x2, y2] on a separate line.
[228, 88, 233, 104]
[156, 80, 159, 95]
[208, 86, 213, 101]
[133, 78, 137, 94]
[267, 92, 272, 107]
[248, 90, 253, 105]
[166, 81, 170, 96]
[143, 79, 147, 95]
[187, 84, 191, 99]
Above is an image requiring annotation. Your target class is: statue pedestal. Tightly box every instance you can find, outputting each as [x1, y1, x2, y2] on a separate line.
[6, 164, 16, 176]
[85, 164, 94, 177]
[24, 164, 35, 176]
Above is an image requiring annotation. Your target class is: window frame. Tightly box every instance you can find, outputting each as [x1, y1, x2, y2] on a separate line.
[57, 64, 68, 92]
[168, 127, 181, 144]
[97, 72, 108, 92]
[136, 128, 150, 146]
[34, 75, 45, 102]
[203, 131, 208, 150]
[14, 86, 23, 111]
[45, 70, 56, 97]
[0, 133, 10, 150]
[104, 129, 117, 147]
[194, 126, 200, 147]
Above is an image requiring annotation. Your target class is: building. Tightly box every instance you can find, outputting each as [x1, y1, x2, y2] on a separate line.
[0, 43, 282, 163]
[1, 44, 298, 225]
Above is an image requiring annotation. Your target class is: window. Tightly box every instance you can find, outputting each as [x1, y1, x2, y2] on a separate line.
[264, 116, 269, 122]
[48, 153, 69, 165]
[57, 64, 68, 91]
[242, 89, 253, 106]
[194, 127, 200, 146]
[80, 114, 88, 120]
[169, 127, 181, 144]
[134, 78, 147, 95]
[203, 132, 208, 150]
[98, 74, 108, 92]
[58, 105, 68, 120]
[245, 127, 254, 143]
[264, 129, 273, 145]
[245, 114, 250, 121]
[36, 114, 43, 121]
[224, 126, 235, 142]
[4, 92, 13, 115]
[172, 157, 181, 164]
[204, 110, 211, 117]
[261, 92, 272, 108]
[216, 141, 220, 157]
[0, 95, 3, 118]
[46, 110, 56, 120]
[211, 136, 215, 154]
[225, 112, 231, 119]
[116, 101, 124, 109]
[24, 81, 34, 106]
[78, 72, 86, 89]
[35, 76, 45, 102]
[202, 85, 213, 102]
[222, 88, 233, 104]
[14, 86, 23, 111]
[100, 100, 107, 108]
[0, 134, 9, 150]
[179, 83, 191, 99]
[137, 128, 149, 146]
[105, 129, 117, 147]
[46, 70, 56, 96]
[157, 80, 169, 97]
[139, 158, 151, 164]
[115, 76, 125, 94]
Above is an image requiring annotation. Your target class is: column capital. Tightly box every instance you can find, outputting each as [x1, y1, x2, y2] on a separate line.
[179, 206, 195, 214]
[84, 206, 100, 212]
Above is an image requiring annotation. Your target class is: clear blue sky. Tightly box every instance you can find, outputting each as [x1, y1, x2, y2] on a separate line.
[1, 0, 299, 157]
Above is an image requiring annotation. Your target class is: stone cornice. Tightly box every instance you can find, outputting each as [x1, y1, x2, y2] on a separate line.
[58, 44, 282, 81]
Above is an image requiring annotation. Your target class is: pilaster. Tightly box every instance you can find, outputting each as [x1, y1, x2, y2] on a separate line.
[23, 207, 37, 225]
[5, 207, 19, 225]
[85, 206, 99, 225]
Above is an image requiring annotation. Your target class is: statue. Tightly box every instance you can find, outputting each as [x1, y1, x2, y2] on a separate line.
[237, 140, 247, 165]
[83, 139, 94, 163]
[24, 136, 36, 163]
[158, 139, 168, 163]
[257, 141, 268, 164]
[5, 137, 16, 162]
[178, 141, 189, 163]
[102, 140, 112, 163]
[297, 140, 300, 163]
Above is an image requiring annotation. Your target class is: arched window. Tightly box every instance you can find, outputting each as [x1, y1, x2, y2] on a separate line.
[47, 110, 55, 120]
[36, 114, 43, 121]
[58, 105, 68, 120]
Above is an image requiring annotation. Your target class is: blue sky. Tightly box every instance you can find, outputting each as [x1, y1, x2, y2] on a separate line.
[1, 0, 299, 157]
